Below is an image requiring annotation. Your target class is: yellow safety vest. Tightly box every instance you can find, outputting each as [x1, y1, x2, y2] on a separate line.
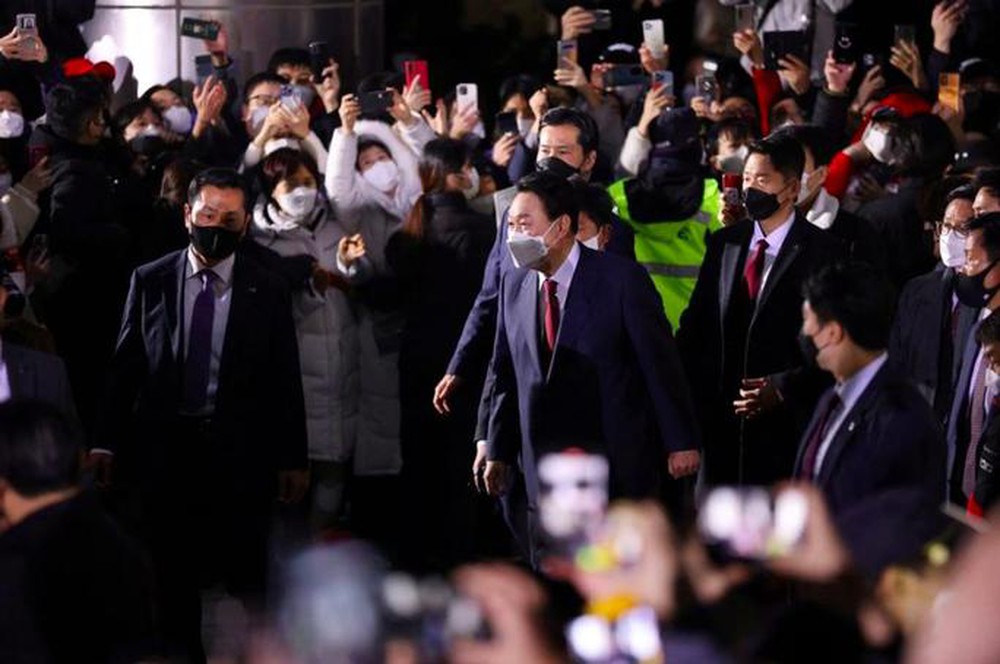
[608, 178, 722, 331]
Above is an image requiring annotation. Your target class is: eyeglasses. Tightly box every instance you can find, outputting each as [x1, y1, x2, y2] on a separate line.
[248, 94, 279, 106]
[938, 221, 970, 238]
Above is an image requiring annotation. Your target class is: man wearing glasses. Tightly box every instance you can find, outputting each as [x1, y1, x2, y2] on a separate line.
[890, 184, 978, 421]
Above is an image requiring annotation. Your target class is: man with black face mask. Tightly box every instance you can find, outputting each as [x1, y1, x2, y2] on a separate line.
[92, 167, 308, 660]
[947, 211, 1000, 508]
[677, 133, 845, 486]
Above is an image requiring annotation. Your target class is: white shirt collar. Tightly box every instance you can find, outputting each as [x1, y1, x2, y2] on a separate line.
[835, 352, 889, 410]
[187, 247, 235, 286]
[750, 209, 796, 257]
[537, 241, 581, 306]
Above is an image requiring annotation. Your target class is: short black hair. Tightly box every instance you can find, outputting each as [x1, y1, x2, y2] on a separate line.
[0, 401, 82, 496]
[974, 167, 1000, 199]
[978, 308, 1000, 346]
[747, 132, 806, 182]
[571, 180, 614, 228]
[267, 47, 311, 75]
[967, 211, 1000, 261]
[112, 99, 160, 139]
[516, 171, 579, 233]
[707, 117, 755, 157]
[139, 83, 178, 106]
[899, 113, 955, 178]
[45, 82, 105, 142]
[243, 71, 287, 104]
[947, 183, 977, 204]
[187, 167, 247, 209]
[539, 107, 599, 156]
[802, 261, 897, 351]
[498, 74, 542, 107]
[772, 123, 835, 167]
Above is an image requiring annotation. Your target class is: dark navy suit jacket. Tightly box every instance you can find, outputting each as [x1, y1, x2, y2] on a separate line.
[793, 363, 945, 518]
[488, 244, 699, 505]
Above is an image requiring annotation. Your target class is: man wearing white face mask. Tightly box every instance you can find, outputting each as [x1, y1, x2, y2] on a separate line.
[483, 172, 700, 562]
[890, 185, 978, 420]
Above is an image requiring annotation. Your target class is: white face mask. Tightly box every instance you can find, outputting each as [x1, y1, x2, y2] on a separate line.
[362, 159, 400, 193]
[517, 117, 535, 139]
[987, 368, 1000, 391]
[939, 229, 967, 269]
[581, 234, 601, 251]
[507, 220, 558, 270]
[0, 172, 11, 196]
[276, 186, 318, 220]
[250, 105, 270, 136]
[863, 125, 894, 164]
[0, 110, 24, 139]
[462, 167, 480, 201]
[162, 105, 193, 135]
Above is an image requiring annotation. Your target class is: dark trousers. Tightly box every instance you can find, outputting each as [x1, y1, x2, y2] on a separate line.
[144, 416, 269, 663]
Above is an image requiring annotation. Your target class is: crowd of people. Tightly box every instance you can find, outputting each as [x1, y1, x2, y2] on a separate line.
[1, 0, 1000, 661]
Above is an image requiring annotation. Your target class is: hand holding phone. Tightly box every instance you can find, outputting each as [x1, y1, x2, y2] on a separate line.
[404, 60, 430, 94]
[180, 17, 220, 41]
[642, 20, 666, 60]
[938, 72, 961, 113]
[495, 111, 519, 136]
[698, 486, 809, 562]
[360, 90, 394, 116]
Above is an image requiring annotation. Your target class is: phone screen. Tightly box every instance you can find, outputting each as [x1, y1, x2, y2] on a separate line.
[735, 4, 755, 32]
[557, 39, 579, 68]
[939, 73, 961, 113]
[698, 487, 808, 560]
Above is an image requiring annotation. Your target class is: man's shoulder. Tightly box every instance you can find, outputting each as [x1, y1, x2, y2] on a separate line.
[135, 249, 185, 280]
[3, 343, 64, 372]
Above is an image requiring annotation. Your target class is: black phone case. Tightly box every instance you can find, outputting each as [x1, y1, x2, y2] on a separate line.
[763, 31, 810, 71]
[495, 112, 518, 135]
[361, 91, 392, 115]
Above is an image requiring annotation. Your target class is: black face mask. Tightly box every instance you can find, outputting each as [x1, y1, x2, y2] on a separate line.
[963, 90, 1000, 135]
[535, 157, 580, 180]
[743, 186, 784, 220]
[798, 331, 821, 368]
[190, 225, 242, 261]
[955, 259, 1000, 307]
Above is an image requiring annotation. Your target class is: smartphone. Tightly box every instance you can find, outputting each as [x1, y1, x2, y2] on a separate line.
[404, 59, 430, 93]
[360, 90, 393, 115]
[279, 84, 301, 110]
[15, 13, 39, 54]
[651, 70, 674, 95]
[603, 64, 648, 89]
[735, 3, 755, 32]
[537, 452, 609, 559]
[590, 8, 612, 31]
[833, 22, 859, 64]
[308, 41, 331, 82]
[642, 19, 666, 60]
[894, 24, 916, 45]
[939, 72, 961, 113]
[557, 39, 579, 68]
[495, 111, 518, 136]
[180, 17, 220, 41]
[567, 606, 663, 662]
[194, 54, 214, 82]
[722, 172, 743, 205]
[456, 83, 479, 113]
[699, 487, 808, 561]
[696, 73, 719, 103]
[28, 144, 48, 170]
[763, 30, 810, 71]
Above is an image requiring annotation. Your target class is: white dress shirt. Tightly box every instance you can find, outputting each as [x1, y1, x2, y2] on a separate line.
[0, 340, 10, 404]
[812, 352, 889, 476]
[749, 210, 795, 291]
[537, 241, 581, 313]
[183, 249, 235, 414]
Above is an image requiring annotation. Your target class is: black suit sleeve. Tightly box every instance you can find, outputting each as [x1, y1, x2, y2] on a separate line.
[267, 278, 308, 470]
[98, 270, 149, 453]
[446, 224, 504, 377]
[676, 230, 723, 404]
[622, 263, 701, 453]
[486, 275, 519, 464]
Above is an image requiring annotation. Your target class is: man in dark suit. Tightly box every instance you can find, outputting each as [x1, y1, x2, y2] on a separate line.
[483, 172, 700, 558]
[948, 212, 1000, 507]
[677, 133, 844, 486]
[0, 401, 154, 663]
[91, 167, 308, 661]
[794, 262, 944, 517]
[890, 185, 978, 420]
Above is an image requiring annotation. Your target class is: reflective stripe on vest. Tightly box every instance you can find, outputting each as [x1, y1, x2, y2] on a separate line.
[608, 178, 722, 330]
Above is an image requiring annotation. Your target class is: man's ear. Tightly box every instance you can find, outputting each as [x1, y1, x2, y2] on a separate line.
[183, 203, 193, 230]
[582, 149, 598, 175]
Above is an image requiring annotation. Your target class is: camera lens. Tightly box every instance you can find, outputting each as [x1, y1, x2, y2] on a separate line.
[458, 85, 467, 95]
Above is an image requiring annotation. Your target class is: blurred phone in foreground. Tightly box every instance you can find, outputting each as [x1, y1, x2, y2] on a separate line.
[698, 486, 809, 562]
[538, 451, 609, 560]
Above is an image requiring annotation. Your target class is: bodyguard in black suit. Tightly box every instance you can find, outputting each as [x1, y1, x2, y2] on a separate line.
[794, 262, 944, 518]
[677, 134, 844, 485]
[93, 168, 308, 661]
[889, 186, 978, 420]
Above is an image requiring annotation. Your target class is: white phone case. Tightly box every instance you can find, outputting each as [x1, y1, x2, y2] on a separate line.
[456, 83, 479, 112]
[643, 20, 666, 60]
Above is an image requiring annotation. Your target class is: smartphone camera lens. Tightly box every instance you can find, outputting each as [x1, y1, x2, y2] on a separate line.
[458, 85, 467, 95]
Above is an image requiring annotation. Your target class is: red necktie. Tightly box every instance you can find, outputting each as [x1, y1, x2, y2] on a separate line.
[543, 278, 560, 352]
[798, 391, 842, 479]
[743, 239, 769, 301]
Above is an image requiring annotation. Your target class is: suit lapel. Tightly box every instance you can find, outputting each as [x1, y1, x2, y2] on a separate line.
[166, 251, 186, 361]
[552, 248, 595, 381]
[719, 222, 752, 323]
[817, 365, 889, 486]
[754, 216, 804, 315]
[217, 255, 254, 399]
[512, 270, 543, 380]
